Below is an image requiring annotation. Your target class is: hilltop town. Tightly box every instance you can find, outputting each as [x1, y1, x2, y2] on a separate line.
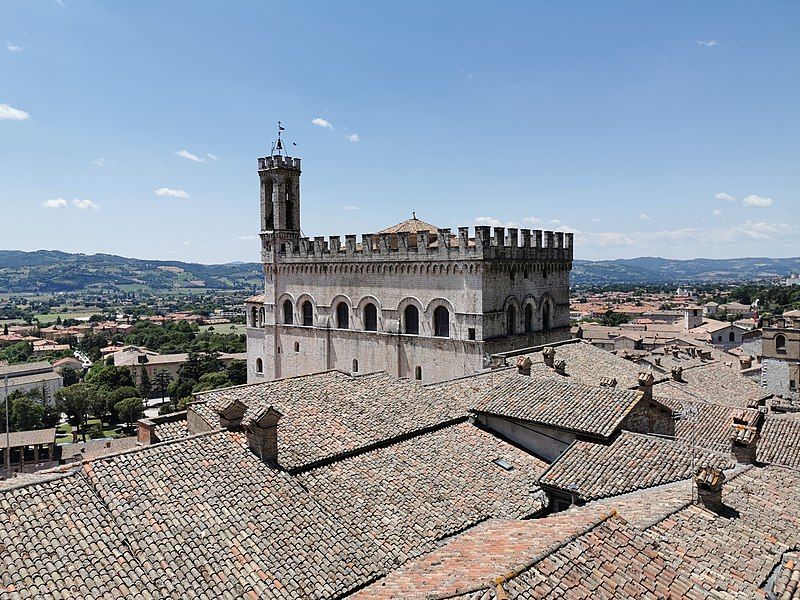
[1, 145, 798, 599]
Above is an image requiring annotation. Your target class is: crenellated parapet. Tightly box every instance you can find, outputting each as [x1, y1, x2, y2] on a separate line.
[261, 226, 574, 264]
[258, 155, 301, 171]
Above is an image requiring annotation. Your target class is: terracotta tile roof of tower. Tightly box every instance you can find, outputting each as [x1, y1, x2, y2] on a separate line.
[191, 370, 474, 471]
[378, 215, 439, 234]
[297, 422, 549, 561]
[474, 375, 647, 438]
[757, 414, 800, 469]
[538, 431, 734, 502]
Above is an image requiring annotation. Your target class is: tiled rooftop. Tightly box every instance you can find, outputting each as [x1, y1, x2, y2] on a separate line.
[538, 431, 734, 502]
[758, 414, 800, 469]
[192, 370, 472, 471]
[475, 374, 645, 438]
[298, 422, 549, 564]
[84, 431, 389, 598]
[657, 361, 766, 407]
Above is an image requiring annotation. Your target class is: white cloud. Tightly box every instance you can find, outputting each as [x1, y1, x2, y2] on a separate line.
[522, 216, 542, 225]
[312, 117, 333, 129]
[696, 39, 719, 47]
[473, 216, 517, 228]
[154, 187, 189, 198]
[0, 103, 30, 121]
[206, 153, 217, 161]
[72, 199, 99, 210]
[590, 217, 601, 223]
[237, 235, 258, 241]
[639, 213, 652, 221]
[715, 192, 736, 202]
[731, 220, 792, 240]
[42, 197, 99, 210]
[713, 209, 722, 216]
[742, 194, 773, 208]
[345, 133, 360, 143]
[176, 150, 204, 162]
[582, 232, 637, 247]
[92, 158, 106, 167]
[5, 43, 22, 52]
[42, 198, 68, 209]
[344, 205, 360, 211]
[182, 240, 191, 246]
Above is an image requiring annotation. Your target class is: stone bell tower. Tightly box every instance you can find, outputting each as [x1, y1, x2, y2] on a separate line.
[259, 123, 301, 251]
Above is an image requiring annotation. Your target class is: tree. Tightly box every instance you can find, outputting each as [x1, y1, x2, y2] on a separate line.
[55, 383, 98, 442]
[226, 360, 247, 386]
[114, 397, 144, 431]
[61, 367, 81, 386]
[5, 391, 44, 432]
[192, 371, 230, 393]
[84, 364, 135, 391]
[106, 386, 139, 421]
[152, 369, 172, 402]
[138, 368, 152, 399]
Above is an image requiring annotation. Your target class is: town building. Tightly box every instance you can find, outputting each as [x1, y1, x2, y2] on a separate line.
[245, 150, 573, 384]
[0, 360, 62, 399]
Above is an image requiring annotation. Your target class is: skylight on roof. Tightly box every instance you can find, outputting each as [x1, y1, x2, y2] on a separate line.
[494, 458, 514, 471]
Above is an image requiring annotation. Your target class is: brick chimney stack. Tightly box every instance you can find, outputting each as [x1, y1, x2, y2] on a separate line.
[554, 360, 567, 376]
[243, 406, 282, 463]
[729, 409, 764, 464]
[599, 377, 617, 388]
[637, 372, 654, 401]
[695, 465, 726, 513]
[542, 347, 556, 369]
[671, 366, 684, 382]
[516, 356, 532, 376]
[217, 398, 247, 429]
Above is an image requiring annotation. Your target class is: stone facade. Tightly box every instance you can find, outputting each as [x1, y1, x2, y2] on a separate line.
[246, 152, 573, 384]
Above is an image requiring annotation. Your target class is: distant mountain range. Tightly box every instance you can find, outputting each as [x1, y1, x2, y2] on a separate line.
[0, 250, 797, 293]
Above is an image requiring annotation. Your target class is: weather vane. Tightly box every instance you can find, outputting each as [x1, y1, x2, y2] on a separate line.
[271, 121, 299, 156]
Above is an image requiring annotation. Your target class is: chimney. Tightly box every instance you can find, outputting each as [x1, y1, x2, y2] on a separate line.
[654, 357, 662, 367]
[671, 366, 683, 382]
[599, 377, 618, 388]
[739, 355, 753, 370]
[542, 346, 556, 368]
[554, 360, 567, 376]
[637, 372, 654, 401]
[217, 398, 247, 429]
[243, 406, 282, 463]
[137, 418, 155, 445]
[516, 356, 532, 376]
[695, 465, 725, 513]
[729, 409, 764, 464]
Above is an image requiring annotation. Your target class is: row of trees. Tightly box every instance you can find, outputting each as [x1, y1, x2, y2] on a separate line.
[0, 386, 59, 433]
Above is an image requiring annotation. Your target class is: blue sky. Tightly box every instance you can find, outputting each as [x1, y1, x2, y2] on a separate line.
[1, 1, 798, 263]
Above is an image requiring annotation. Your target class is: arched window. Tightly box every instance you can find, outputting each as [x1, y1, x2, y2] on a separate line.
[302, 301, 313, 326]
[258, 307, 265, 327]
[263, 179, 274, 230]
[776, 334, 786, 352]
[352, 359, 359, 373]
[415, 366, 422, 381]
[506, 305, 516, 336]
[283, 299, 293, 325]
[336, 302, 350, 329]
[524, 304, 533, 333]
[728, 331, 735, 342]
[250, 306, 257, 327]
[433, 306, 449, 338]
[542, 302, 551, 331]
[404, 305, 420, 335]
[363, 303, 378, 331]
[284, 178, 294, 230]
[255, 358, 263, 373]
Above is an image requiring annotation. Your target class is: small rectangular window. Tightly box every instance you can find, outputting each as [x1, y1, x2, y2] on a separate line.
[468, 327, 476, 341]
[493, 458, 514, 471]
